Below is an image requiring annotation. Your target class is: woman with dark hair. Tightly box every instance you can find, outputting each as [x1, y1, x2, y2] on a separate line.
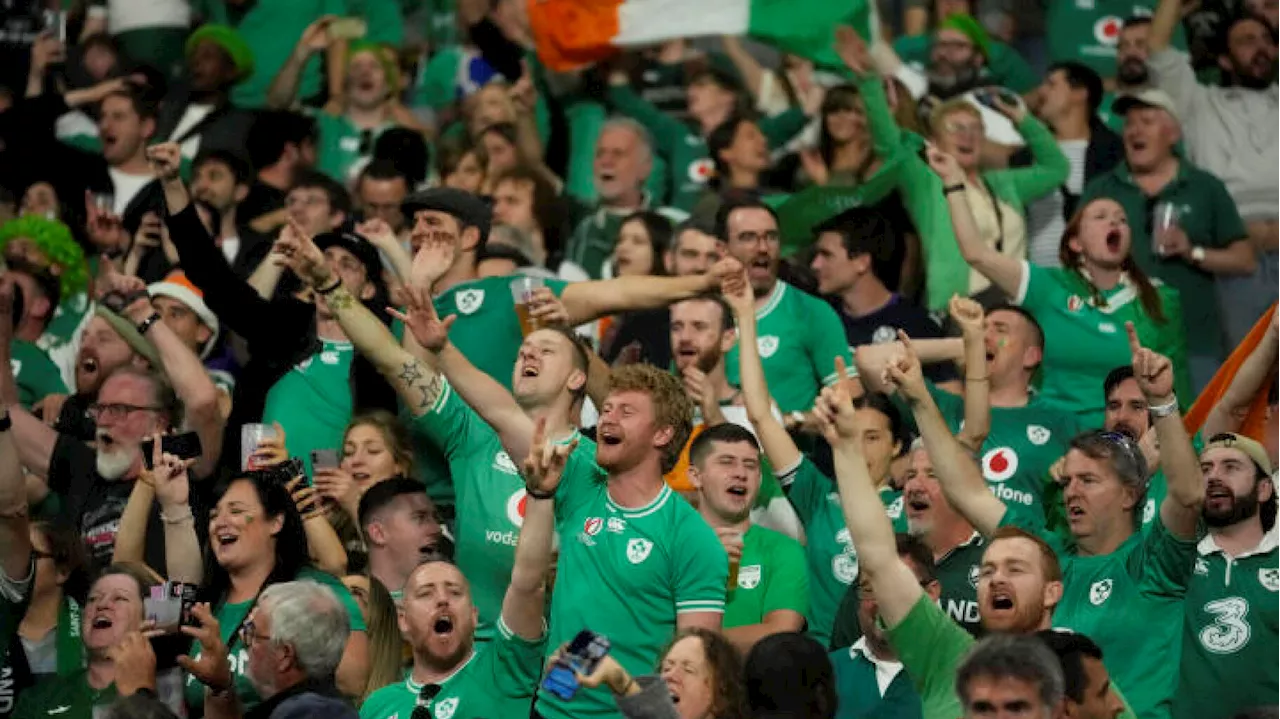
[5, 521, 90, 691]
[560, 627, 749, 719]
[436, 136, 489, 195]
[612, 211, 673, 279]
[744, 632, 836, 719]
[179, 473, 368, 715]
[929, 144, 1190, 423]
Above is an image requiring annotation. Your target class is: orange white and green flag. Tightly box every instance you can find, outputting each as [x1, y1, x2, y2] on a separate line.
[528, 0, 873, 72]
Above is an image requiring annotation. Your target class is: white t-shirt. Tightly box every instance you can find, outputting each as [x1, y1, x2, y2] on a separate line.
[108, 0, 191, 34]
[1026, 139, 1088, 267]
[169, 103, 215, 159]
[107, 167, 155, 213]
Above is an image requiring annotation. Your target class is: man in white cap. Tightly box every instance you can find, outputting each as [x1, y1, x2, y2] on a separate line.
[148, 271, 234, 415]
[1079, 88, 1254, 392]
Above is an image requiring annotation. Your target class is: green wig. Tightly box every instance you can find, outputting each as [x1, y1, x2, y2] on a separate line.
[348, 41, 400, 94]
[0, 214, 89, 299]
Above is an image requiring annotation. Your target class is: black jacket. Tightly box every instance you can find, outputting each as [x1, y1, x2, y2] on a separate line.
[1010, 116, 1124, 219]
[152, 87, 256, 156]
[245, 678, 357, 719]
[163, 203, 398, 475]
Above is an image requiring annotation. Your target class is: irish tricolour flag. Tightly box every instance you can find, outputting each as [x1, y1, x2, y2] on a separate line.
[528, 0, 873, 72]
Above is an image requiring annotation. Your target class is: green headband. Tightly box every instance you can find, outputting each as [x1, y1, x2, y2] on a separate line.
[186, 24, 255, 81]
[937, 13, 992, 60]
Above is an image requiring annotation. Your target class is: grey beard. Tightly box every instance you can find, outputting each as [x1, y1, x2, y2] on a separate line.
[96, 448, 134, 479]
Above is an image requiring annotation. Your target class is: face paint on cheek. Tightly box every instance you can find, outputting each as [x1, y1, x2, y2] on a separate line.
[997, 338, 1008, 350]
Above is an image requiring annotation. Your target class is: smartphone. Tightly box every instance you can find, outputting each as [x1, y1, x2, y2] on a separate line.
[327, 17, 367, 40]
[541, 630, 611, 701]
[41, 10, 66, 44]
[140, 432, 203, 470]
[144, 582, 197, 634]
[259, 457, 305, 486]
[310, 449, 340, 471]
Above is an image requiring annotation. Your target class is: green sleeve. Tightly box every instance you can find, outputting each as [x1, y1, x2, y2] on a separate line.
[985, 115, 1069, 207]
[855, 73, 903, 158]
[1017, 262, 1066, 316]
[1155, 285, 1193, 407]
[808, 297, 856, 388]
[563, 99, 608, 204]
[759, 108, 809, 150]
[1128, 513, 1197, 599]
[780, 458, 827, 527]
[490, 616, 548, 698]
[543, 278, 568, 297]
[414, 48, 461, 110]
[988, 42, 1040, 94]
[886, 594, 970, 719]
[11, 345, 68, 408]
[1206, 176, 1248, 249]
[762, 534, 810, 617]
[407, 380, 483, 460]
[606, 85, 686, 156]
[926, 380, 964, 433]
[673, 512, 730, 617]
[552, 442, 605, 525]
[755, 458, 784, 506]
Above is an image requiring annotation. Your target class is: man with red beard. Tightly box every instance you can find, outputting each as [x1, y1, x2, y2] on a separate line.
[1172, 433, 1278, 719]
[810, 372, 1076, 719]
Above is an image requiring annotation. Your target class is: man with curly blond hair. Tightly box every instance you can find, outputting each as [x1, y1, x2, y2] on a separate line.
[532, 362, 729, 719]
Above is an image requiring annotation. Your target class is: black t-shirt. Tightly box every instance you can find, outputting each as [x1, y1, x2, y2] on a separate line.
[599, 308, 673, 369]
[48, 434, 167, 571]
[833, 293, 960, 385]
[237, 182, 287, 228]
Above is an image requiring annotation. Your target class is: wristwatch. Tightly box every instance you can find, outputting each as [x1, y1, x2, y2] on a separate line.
[1190, 246, 1206, 265]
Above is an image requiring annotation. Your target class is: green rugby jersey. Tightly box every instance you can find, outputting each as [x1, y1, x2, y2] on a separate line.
[725, 281, 856, 414]
[1172, 528, 1278, 719]
[358, 616, 545, 719]
[412, 379, 591, 641]
[1001, 509, 1195, 719]
[1015, 261, 1189, 426]
[261, 339, 354, 477]
[536, 451, 727, 719]
[723, 524, 809, 630]
[780, 457, 905, 646]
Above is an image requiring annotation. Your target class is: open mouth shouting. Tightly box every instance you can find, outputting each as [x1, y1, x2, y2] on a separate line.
[986, 584, 1015, 614]
[1204, 483, 1235, 512]
[905, 492, 932, 517]
[1105, 228, 1123, 253]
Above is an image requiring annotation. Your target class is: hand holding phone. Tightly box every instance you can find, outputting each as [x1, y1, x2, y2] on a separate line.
[327, 17, 367, 40]
[310, 449, 340, 471]
[144, 582, 198, 634]
[140, 431, 203, 471]
[541, 630, 611, 701]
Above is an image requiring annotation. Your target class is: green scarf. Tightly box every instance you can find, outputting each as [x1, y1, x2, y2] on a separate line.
[56, 596, 84, 677]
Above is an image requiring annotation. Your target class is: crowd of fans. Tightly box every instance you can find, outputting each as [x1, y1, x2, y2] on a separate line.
[0, 0, 1276, 717]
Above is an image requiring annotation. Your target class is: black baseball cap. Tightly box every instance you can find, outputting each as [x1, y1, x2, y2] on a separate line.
[401, 187, 491, 243]
[314, 231, 384, 287]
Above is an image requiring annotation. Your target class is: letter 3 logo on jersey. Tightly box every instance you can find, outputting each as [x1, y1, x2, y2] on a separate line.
[433, 697, 459, 719]
[507, 489, 528, 528]
[1026, 425, 1051, 445]
[738, 564, 762, 590]
[757, 336, 780, 358]
[455, 289, 484, 314]
[627, 538, 654, 564]
[1093, 15, 1122, 46]
[981, 448, 1019, 482]
[1089, 579, 1113, 605]
[1259, 568, 1280, 592]
[1067, 295, 1084, 313]
[584, 517, 603, 536]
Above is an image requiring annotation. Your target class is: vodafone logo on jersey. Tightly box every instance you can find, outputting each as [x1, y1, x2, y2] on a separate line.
[982, 447, 1019, 482]
[507, 489, 528, 528]
[1093, 16, 1122, 46]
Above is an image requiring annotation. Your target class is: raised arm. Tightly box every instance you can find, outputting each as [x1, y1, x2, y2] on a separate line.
[106, 272, 224, 479]
[720, 36, 768, 100]
[0, 281, 57, 482]
[506, 420, 567, 640]
[606, 69, 687, 153]
[150, 440, 204, 584]
[1127, 323, 1203, 539]
[855, 338, 965, 394]
[888, 332, 1008, 536]
[949, 297, 991, 451]
[1149, 0, 1180, 52]
[926, 145, 1026, 296]
[836, 27, 903, 157]
[1203, 312, 1279, 438]
[266, 16, 336, 109]
[722, 269, 801, 471]
[812, 380, 922, 629]
[559, 259, 738, 326]
[0, 405, 30, 581]
[985, 99, 1070, 203]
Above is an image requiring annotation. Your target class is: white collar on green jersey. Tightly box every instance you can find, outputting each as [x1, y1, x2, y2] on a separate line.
[405, 649, 478, 694]
[1197, 524, 1279, 558]
[754, 281, 787, 320]
[606, 482, 673, 519]
[849, 637, 905, 695]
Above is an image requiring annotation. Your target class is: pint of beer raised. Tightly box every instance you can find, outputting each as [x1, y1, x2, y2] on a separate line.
[509, 276, 545, 336]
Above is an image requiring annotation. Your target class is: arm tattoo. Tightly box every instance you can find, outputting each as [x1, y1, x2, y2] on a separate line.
[397, 361, 424, 386]
[413, 371, 445, 411]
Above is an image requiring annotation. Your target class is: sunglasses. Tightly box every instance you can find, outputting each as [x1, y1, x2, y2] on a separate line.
[409, 684, 442, 719]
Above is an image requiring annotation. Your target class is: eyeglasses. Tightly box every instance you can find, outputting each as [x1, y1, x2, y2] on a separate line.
[409, 684, 442, 719]
[239, 618, 272, 647]
[941, 120, 983, 136]
[86, 403, 163, 422]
